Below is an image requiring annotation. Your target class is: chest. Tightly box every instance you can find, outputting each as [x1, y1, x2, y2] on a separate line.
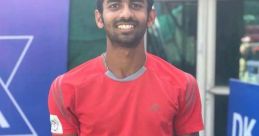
[74, 77, 180, 135]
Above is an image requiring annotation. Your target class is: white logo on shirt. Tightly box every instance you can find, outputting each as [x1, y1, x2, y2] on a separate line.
[50, 114, 63, 134]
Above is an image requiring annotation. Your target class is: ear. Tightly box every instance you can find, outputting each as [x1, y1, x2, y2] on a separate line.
[147, 9, 156, 27]
[95, 10, 104, 28]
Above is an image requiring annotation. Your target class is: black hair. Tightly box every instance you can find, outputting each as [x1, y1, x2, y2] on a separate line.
[96, 0, 154, 13]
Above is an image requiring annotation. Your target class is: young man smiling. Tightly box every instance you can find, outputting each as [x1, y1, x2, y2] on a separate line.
[48, 0, 204, 135]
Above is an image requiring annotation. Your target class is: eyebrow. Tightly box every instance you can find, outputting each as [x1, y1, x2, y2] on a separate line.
[131, 0, 144, 3]
[107, 0, 121, 3]
[106, 0, 144, 3]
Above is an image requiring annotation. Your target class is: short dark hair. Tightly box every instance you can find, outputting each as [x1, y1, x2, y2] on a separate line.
[96, 0, 154, 13]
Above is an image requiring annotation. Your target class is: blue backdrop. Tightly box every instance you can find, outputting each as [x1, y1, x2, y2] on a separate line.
[0, 0, 69, 135]
[228, 79, 259, 136]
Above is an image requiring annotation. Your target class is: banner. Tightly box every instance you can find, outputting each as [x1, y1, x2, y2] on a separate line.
[0, 0, 69, 135]
[228, 79, 259, 136]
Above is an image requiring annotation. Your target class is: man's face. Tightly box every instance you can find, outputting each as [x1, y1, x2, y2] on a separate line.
[96, 0, 154, 48]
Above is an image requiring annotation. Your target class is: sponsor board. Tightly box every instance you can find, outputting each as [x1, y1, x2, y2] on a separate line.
[0, 0, 69, 135]
[228, 79, 259, 136]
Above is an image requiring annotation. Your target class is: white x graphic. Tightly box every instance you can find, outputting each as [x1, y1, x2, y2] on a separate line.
[0, 35, 37, 136]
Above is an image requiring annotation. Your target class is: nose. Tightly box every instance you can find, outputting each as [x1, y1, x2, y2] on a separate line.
[119, 4, 133, 19]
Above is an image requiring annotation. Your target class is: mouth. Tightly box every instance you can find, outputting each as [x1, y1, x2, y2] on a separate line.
[116, 24, 135, 30]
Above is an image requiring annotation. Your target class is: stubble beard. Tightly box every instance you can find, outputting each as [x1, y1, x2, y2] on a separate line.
[103, 17, 147, 48]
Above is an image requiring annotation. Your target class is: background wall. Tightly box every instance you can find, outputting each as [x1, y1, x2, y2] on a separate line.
[68, 0, 106, 69]
[0, 0, 69, 135]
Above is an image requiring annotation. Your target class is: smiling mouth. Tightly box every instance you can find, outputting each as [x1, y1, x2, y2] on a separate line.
[117, 24, 135, 30]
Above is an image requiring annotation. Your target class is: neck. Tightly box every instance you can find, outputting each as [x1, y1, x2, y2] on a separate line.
[104, 40, 146, 79]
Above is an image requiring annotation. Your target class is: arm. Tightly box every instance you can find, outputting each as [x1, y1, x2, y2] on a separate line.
[174, 73, 204, 135]
[48, 76, 79, 135]
[178, 132, 199, 136]
[53, 134, 78, 136]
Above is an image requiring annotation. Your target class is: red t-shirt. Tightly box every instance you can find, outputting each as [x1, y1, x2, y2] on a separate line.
[48, 53, 204, 136]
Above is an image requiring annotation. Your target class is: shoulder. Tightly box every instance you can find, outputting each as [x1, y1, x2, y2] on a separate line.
[49, 56, 103, 106]
[61, 55, 103, 85]
[50, 56, 103, 95]
[146, 53, 190, 86]
[146, 53, 200, 98]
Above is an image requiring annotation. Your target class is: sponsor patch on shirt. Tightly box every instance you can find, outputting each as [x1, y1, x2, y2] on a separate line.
[50, 114, 63, 134]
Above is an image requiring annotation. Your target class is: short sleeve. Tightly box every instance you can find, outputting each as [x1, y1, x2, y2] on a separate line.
[48, 75, 79, 135]
[174, 73, 204, 135]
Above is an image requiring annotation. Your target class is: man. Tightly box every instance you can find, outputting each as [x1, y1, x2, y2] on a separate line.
[48, 0, 204, 135]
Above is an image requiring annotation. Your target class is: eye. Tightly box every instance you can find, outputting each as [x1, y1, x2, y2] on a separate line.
[108, 3, 120, 9]
[131, 3, 143, 10]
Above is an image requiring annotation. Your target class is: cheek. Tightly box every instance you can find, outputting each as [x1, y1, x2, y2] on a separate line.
[102, 14, 114, 25]
[138, 13, 149, 22]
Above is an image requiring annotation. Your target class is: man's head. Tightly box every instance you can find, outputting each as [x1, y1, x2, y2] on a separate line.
[96, 0, 154, 13]
[95, 0, 156, 48]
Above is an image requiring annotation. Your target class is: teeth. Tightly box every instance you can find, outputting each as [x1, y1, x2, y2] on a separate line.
[118, 24, 134, 30]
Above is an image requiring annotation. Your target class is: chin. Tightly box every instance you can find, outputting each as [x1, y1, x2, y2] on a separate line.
[110, 40, 139, 48]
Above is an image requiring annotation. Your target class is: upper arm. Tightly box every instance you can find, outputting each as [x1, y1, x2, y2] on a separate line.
[52, 134, 78, 136]
[48, 76, 79, 135]
[177, 132, 199, 136]
[174, 73, 204, 135]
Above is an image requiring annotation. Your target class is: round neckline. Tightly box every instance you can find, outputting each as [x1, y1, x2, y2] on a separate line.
[100, 52, 149, 82]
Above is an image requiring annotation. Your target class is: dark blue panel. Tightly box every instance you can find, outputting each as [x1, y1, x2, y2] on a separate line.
[0, 40, 26, 82]
[0, 0, 69, 135]
[227, 79, 259, 136]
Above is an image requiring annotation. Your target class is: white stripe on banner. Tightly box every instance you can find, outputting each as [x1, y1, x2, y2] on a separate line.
[0, 111, 10, 128]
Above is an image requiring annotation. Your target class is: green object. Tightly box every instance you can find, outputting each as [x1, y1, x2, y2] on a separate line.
[69, 0, 106, 69]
